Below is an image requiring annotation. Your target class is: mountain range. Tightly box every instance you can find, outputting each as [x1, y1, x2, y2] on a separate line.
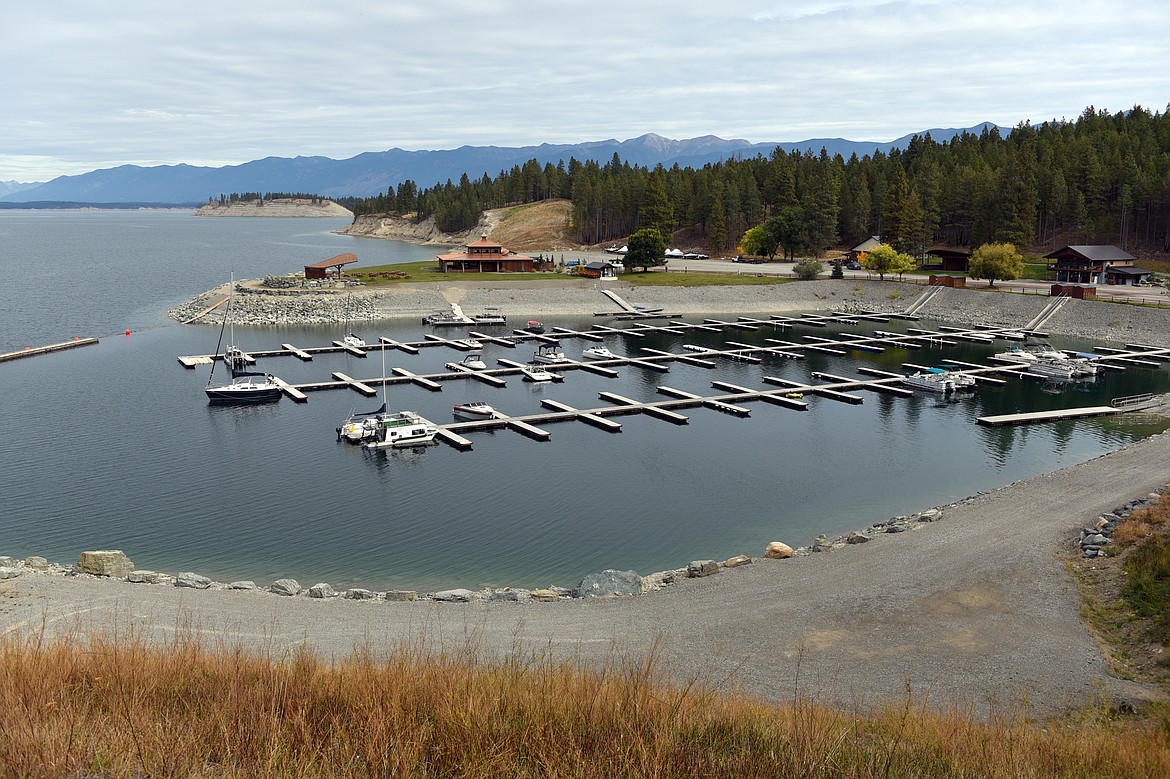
[1, 124, 1000, 205]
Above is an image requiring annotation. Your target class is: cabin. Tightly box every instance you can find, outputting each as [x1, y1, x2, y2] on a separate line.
[1045, 245, 1151, 285]
[848, 236, 882, 262]
[437, 234, 553, 273]
[577, 261, 618, 279]
[924, 247, 971, 273]
[304, 253, 358, 280]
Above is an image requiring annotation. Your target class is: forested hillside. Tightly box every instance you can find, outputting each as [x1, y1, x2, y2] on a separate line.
[339, 106, 1170, 256]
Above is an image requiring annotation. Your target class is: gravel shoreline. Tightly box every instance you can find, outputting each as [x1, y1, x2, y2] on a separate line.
[8, 278, 1168, 715]
[170, 276, 1170, 348]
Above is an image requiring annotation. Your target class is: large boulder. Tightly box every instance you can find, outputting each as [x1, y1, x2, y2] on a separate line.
[175, 572, 211, 589]
[722, 554, 752, 568]
[431, 588, 478, 602]
[384, 590, 416, 602]
[0, 567, 22, 580]
[687, 560, 719, 578]
[343, 588, 377, 600]
[307, 583, 337, 598]
[764, 542, 794, 559]
[77, 550, 134, 577]
[575, 569, 642, 598]
[24, 556, 49, 570]
[270, 578, 302, 596]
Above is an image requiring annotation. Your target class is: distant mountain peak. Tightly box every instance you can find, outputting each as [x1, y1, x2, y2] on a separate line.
[1, 124, 1001, 205]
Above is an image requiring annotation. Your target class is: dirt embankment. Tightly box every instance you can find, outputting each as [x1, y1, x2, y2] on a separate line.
[338, 199, 576, 250]
[195, 198, 353, 218]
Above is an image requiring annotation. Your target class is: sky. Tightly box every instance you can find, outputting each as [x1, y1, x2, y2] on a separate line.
[2, 0, 1168, 183]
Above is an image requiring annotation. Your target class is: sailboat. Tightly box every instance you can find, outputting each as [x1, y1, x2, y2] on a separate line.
[342, 289, 366, 348]
[336, 347, 438, 447]
[205, 275, 282, 403]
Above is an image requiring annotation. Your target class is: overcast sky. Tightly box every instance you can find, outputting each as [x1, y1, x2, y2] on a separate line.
[3, 0, 1167, 182]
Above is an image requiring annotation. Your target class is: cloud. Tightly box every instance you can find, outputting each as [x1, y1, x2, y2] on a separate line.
[1, 0, 1167, 181]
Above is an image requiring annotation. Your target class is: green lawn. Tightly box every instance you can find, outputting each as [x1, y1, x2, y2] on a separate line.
[347, 263, 797, 287]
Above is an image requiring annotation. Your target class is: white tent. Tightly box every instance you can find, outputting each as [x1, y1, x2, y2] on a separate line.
[665, 248, 685, 258]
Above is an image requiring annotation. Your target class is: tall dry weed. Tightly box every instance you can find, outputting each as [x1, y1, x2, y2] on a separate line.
[1, 625, 1168, 778]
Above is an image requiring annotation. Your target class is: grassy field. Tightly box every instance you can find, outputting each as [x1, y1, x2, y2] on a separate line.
[347, 263, 796, 288]
[1, 625, 1167, 778]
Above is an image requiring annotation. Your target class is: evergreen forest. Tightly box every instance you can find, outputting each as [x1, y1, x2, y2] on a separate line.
[339, 106, 1170, 257]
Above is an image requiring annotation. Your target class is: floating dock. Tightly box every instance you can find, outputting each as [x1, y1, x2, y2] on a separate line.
[175, 309, 1170, 447]
[1, 337, 99, 363]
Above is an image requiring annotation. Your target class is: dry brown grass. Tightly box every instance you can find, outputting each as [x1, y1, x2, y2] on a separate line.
[1113, 497, 1170, 548]
[2, 627, 1169, 779]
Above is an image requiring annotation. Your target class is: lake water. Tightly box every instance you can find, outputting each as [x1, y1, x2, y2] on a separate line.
[2, 210, 1168, 592]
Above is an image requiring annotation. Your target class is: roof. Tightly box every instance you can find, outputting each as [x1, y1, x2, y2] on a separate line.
[851, 236, 882, 252]
[584, 261, 614, 270]
[1044, 245, 1136, 262]
[926, 247, 971, 259]
[305, 253, 358, 270]
[466, 233, 503, 249]
[1104, 265, 1152, 276]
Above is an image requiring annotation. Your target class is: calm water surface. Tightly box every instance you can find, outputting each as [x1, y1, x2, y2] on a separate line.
[2, 210, 1168, 591]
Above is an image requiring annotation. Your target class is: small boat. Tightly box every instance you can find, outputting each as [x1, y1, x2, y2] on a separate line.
[452, 339, 482, 350]
[520, 365, 562, 382]
[582, 345, 618, 360]
[205, 274, 282, 404]
[1026, 359, 1078, 379]
[470, 310, 507, 325]
[339, 348, 436, 448]
[363, 410, 439, 448]
[532, 343, 567, 364]
[423, 308, 475, 326]
[343, 333, 366, 348]
[337, 402, 389, 442]
[784, 392, 804, 399]
[446, 352, 487, 371]
[453, 401, 497, 419]
[900, 368, 975, 394]
[522, 320, 545, 334]
[994, 344, 1067, 363]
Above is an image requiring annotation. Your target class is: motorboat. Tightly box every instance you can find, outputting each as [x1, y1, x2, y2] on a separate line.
[532, 343, 567, 364]
[363, 410, 439, 449]
[900, 368, 975, 394]
[423, 308, 475, 326]
[993, 344, 1067, 363]
[452, 339, 482, 350]
[522, 320, 545, 334]
[582, 345, 618, 360]
[1026, 359, 1079, 379]
[343, 333, 366, 348]
[446, 352, 488, 371]
[453, 401, 498, 419]
[470, 310, 507, 325]
[520, 365, 562, 382]
[205, 273, 282, 404]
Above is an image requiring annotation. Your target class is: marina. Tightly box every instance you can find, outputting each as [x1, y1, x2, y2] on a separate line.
[7, 210, 1170, 593]
[175, 309, 1170, 449]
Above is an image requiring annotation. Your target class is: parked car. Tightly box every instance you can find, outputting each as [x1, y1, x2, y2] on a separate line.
[845, 260, 862, 270]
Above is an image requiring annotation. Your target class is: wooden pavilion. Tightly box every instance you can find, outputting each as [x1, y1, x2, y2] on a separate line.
[437, 234, 552, 273]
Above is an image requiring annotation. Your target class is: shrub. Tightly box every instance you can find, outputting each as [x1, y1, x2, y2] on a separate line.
[792, 258, 824, 280]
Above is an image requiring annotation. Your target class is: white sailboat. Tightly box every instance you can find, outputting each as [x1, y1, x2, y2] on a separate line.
[205, 274, 282, 403]
[337, 347, 437, 447]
